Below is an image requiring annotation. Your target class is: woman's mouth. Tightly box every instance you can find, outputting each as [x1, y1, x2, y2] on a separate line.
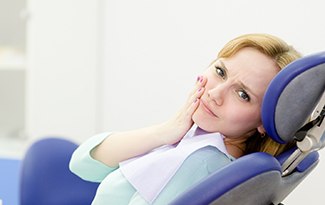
[200, 99, 218, 118]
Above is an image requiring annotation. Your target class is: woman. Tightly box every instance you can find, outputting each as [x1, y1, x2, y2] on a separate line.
[69, 33, 301, 204]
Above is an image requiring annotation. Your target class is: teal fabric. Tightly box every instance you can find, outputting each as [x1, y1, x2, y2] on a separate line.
[70, 132, 234, 205]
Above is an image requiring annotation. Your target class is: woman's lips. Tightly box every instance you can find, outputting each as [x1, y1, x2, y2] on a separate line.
[200, 99, 218, 118]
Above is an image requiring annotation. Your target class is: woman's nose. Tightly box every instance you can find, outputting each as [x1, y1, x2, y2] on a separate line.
[207, 83, 228, 106]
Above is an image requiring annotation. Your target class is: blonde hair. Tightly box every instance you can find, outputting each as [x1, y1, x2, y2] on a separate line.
[218, 33, 301, 156]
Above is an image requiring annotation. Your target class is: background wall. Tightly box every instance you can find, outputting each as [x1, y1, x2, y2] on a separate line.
[26, 0, 99, 142]
[99, 0, 325, 204]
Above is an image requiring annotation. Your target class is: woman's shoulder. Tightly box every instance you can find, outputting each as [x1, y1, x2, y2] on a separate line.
[182, 146, 234, 173]
[155, 146, 234, 204]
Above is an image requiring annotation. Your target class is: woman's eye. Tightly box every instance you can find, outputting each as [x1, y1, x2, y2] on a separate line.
[238, 90, 250, 102]
[215, 66, 226, 79]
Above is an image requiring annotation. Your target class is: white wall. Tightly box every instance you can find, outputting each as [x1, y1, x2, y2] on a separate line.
[0, 0, 26, 50]
[100, 0, 325, 204]
[26, 0, 100, 142]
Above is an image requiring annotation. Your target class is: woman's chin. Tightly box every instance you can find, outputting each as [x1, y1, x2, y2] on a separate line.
[192, 112, 216, 133]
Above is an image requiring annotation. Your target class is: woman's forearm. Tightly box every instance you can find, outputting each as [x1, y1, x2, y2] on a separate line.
[90, 123, 168, 167]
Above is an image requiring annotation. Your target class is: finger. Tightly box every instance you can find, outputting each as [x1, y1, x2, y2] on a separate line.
[196, 86, 205, 99]
[198, 75, 207, 87]
[185, 98, 200, 120]
[192, 87, 205, 101]
[185, 86, 204, 110]
[188, 76, 205, 99]
[187, 86, 204, 110]
[193, 76, 207, 101]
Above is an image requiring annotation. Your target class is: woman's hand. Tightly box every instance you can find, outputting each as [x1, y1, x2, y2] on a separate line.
[160, 75, 207, 145]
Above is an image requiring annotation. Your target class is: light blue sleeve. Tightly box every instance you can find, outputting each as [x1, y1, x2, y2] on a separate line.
[69, 132, 118, 183]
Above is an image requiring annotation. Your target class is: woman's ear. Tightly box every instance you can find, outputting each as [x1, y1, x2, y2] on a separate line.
[257, 125, 266, 135]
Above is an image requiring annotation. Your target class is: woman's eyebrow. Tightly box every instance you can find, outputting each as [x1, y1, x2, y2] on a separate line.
[218, 60, 228, 73]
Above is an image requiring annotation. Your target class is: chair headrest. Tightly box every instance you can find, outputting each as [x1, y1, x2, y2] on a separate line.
[262, 51, 325, 144]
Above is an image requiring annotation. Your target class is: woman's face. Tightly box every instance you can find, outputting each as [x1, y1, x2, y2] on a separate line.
[192, 47, 279, 140]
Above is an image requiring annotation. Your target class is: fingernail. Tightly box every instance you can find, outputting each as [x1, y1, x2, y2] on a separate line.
[196, 76, 201, 82]
[198, 87, 202, 92]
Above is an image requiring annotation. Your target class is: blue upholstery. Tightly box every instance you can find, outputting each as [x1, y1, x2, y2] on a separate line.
[276, 148, 319, 173]
[0, 158, 20, 205]
[20, 137, 99, 205]
[262, 51, 325, 143]
[171, 51, 325, 205]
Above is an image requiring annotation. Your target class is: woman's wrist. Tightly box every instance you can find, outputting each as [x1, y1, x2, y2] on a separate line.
[156, 120, 191, 145]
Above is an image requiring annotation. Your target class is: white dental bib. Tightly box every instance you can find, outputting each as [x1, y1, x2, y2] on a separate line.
[119, 125, 229, 204]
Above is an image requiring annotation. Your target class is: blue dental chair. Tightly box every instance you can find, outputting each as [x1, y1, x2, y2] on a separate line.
[20, 137, 100, 205]
[170, 51, 325, 205]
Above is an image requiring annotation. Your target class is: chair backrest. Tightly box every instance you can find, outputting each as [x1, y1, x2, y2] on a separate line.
[20, 137, 99, 205]
[171, 51, 325, 205]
